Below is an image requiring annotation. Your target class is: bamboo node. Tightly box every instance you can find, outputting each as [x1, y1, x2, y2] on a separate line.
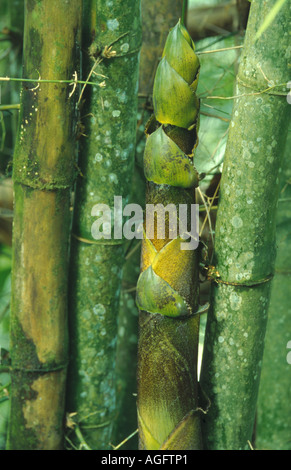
[71, 232, 126, 246]
[207, 266, 274, 287]
[10, 361, 68, 373]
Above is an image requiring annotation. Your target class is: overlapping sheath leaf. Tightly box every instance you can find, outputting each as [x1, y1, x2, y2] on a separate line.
[153, 20, 200, 129]
[143, 126, 199, 188]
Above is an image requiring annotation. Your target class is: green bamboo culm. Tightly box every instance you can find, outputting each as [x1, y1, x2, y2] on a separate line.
[136, 20, 203, 450]
[7, 0, 81, 450]
[66, 0, 142, 450]
[255, 127, 291, 450]
[200, 0, 291, 450]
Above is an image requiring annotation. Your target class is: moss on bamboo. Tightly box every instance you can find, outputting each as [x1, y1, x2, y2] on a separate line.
[136, 20, 202, 450]
[7, 0, 81, 450]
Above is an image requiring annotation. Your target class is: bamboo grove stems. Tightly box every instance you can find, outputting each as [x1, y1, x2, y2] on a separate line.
[255, 128, 291, 450]
[200, 0, 290, 450]
[136, 20, 202, 450]
[7, 0, 81, 450]
[66, 0, 142, 450]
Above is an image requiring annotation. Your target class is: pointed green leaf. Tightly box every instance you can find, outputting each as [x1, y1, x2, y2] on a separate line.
[162, 22, 200, 86]
[153, 58, 199, 129]
[144, 126, 199, 188]
[136, 265, 190, 317]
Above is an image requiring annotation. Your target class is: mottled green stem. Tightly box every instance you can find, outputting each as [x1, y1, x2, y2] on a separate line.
[7, 0, 81, 450]
[255, 128, 291, 450]
[66, 0, 141, 450]
[200, 0, 290, 450]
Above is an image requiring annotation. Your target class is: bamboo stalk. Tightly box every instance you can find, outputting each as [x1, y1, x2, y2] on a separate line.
[66, 0, 142, 450]
[7, 0, 81, 450]
[136, 19, 202, 450]
[255, 129, 291, 450]
[200, 0, 290, 450]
